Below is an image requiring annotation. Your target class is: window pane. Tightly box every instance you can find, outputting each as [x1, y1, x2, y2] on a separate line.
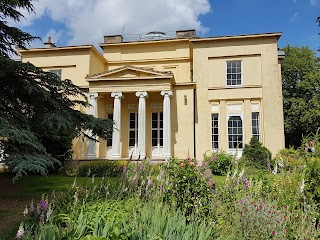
[130, 113, 135, 120]
[152, 120, 158, 128]
[152, 139, 157, 146]
[152, 113, 157, 120]
[130, 121, 135, 129]
[129, 139, 135, 146]
[152, 130, 157, 138]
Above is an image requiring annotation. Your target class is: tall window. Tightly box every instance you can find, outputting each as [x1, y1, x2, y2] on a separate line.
[211, 114, 219, 149]
[106, 113, 113, 146]
[152, 112, 163, 147]
[129, 113, 138, 147]
[49, 69, 62, 80]
[252, 112, 260, 141]
[227, 60, 242, 86]
[228, 115, 243, 149]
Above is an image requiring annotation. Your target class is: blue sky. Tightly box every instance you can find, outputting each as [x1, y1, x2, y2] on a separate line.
[17, 0, 319, 52]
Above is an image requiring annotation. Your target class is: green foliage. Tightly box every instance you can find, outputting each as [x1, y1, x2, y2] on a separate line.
[281, 45, 320, 147]
[204, 150, 234, 175]
[78, 160, 126, 177]
[0, 1, 114, 180]
[162, 158, 214, 218]
[242, 137, 272, 170]
[0, 0, 38, 57]
[304, 156, 320, 203]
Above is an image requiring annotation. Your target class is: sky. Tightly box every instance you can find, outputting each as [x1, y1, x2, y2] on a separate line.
[12, 0, 320, 52]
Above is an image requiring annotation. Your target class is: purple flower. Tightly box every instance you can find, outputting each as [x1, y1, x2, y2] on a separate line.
[300, 165, 304, 170]
[139, 164, 144, 171]
[201, 161, 207, 169]
[147, 178, 153, 187]
[244, 177, 249, 189]
[39, 199, 48, 210]
[16, 224, 24, 239]
[132, 175, 138, 184]
[39, 214, 45, 223]
[122, 166, 127, 173]
[210, 156, 216, 162]
[132, 167, 136, 173]
[29, 205, 35, 213]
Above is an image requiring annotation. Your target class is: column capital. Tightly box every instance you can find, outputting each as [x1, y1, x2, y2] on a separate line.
[135, 91, 148, 98]
[111, 92, 123, 99]
[89, 92, 99, 99]
[161, 90, 173, 97]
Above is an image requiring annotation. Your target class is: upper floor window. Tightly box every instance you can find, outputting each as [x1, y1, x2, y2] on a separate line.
[226, 60, 242, 86]
[49, 69, 62, 80]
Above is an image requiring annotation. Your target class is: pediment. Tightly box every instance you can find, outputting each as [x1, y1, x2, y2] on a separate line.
[86, 65, 173, 81]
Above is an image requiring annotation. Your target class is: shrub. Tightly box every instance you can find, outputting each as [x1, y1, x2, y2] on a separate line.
[242, 137, 271, 170]
[162, 157, 214, 218]
[304, 156, 320, 204]
[204, 150, 234, 176]
[78, 160, 126, 177]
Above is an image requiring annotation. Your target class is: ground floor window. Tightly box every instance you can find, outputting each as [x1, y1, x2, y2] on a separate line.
[228, 115, 243, 149]
[152, 112, 163, 156]
[129, 112, 138, 147]
[252, 112, 260, 141]
[211, 114, 219, 149]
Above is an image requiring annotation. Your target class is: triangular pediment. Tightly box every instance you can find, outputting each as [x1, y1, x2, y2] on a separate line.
[86, 65, 173, 81]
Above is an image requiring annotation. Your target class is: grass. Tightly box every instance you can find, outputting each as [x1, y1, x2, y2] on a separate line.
[0, 173, 109, 240]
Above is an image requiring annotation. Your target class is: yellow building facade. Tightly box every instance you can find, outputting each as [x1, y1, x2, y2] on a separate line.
[20, 30, 285, 160]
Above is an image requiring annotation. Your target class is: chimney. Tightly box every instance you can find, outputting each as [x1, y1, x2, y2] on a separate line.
[176, 30, 196, 39]
[103, 35, 123, 43]
[44, 37, 56, 48]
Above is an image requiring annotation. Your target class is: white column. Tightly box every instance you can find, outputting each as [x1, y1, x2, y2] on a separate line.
[161, 90, 173, 159]
[111, 92, 123, 159]
[135, 91, 148, 159]
[87, 92, 99, 159]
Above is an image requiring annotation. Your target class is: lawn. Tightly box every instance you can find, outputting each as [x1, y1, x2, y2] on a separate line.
[0, 173, 107, 240]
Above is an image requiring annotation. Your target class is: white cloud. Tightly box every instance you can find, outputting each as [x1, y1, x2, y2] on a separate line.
[309, 0, 318, 6]
[14, 0, 211, 46]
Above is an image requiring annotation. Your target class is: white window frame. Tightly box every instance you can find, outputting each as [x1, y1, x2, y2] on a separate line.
[49, 69, 62, 80]
[211, 113, 219, 150]
[128, 112, 138, 156]
[151, 112, 163, 156]
[227, 113, 244, 150]
[252, 112, 260, 141]
[226, 60, 243, 87]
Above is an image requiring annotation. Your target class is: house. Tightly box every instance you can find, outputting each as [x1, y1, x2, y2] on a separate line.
[19, 30, 285, 161]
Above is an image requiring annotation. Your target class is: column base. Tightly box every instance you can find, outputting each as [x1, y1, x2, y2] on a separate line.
[86, 154, 97, 160]
[111, 154, 121, 159]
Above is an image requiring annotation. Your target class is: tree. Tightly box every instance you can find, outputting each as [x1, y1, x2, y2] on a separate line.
[281, 45, 320, 147]
[0, 0, 113, 180]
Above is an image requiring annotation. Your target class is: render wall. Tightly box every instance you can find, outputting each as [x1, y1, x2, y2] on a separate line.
[192, 37, 285, 159]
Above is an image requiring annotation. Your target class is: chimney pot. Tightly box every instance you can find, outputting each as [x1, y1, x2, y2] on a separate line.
[103, 35, 123, 43]
[44, 36, 56, 48]
[176, 30, 196, 39]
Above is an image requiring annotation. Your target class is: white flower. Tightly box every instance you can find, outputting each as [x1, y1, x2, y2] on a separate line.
[272, 164, 278, 175]
[23, 206, 28, 216]
[300, 178, 305, 193]
[232, 168, 238, 179]
[238, 168, 244, 179]
[226, 172, 230, 182]
[16, 223, 24, 239]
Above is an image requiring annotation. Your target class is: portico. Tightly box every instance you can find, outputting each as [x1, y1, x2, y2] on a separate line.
[85, 65, 174, 159]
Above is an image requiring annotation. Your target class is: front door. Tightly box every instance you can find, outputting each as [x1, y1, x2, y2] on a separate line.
[129, 112, 138, 158]
[151, 112, 163, 157]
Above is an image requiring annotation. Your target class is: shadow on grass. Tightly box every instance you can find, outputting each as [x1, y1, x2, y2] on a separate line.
[0, 173, 114, 240]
